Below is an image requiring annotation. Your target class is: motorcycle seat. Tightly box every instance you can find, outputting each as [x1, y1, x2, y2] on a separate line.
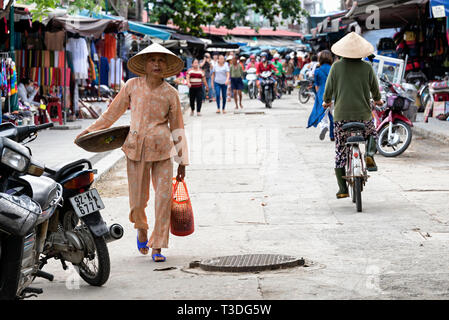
[19, 175, 60, 210]
[342, 122, 366, 132]
[346, 136, 366, 144]
[44, 159, 92, 182]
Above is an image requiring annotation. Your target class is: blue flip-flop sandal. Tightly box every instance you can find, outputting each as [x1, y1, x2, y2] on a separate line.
[137, 235, 149, 255]
[152, 253, 166, 262]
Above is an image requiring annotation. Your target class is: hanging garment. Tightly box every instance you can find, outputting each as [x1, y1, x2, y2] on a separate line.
[104, 33, 117, 60]
[99, 56, 109, 86]
[66, 37, 89, 80]
[108, 58, 122, 88]
[44, 31, 65, 51]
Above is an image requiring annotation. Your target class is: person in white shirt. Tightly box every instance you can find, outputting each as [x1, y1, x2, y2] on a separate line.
[300, 55, 318, 80]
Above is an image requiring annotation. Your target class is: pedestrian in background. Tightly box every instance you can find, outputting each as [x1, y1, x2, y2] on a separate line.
[230, 55, 245, 109]
[211, 54, 230, 114]
[187, 59, 209, 116]
[307, 50, 334, 140]
[201, 53, 214, 103]
[226, 55, 233, 102]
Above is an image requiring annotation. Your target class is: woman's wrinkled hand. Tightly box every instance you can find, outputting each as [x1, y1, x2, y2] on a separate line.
[176, 165, 186, 182]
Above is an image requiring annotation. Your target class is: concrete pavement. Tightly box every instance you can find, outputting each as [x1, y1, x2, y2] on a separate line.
[32, 92, 449, 300]
[413, 112, 449, 145]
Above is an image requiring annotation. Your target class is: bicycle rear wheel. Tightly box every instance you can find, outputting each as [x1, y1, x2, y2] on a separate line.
[354, 177, 362, 212]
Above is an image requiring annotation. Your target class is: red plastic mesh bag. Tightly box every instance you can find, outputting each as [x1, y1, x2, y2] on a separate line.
[170, 178, 194, 236]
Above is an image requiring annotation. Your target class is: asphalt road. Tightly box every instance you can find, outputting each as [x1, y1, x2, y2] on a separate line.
[34, 90, 449, 300]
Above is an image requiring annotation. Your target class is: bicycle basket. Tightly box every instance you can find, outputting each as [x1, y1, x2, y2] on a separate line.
[387, 95, 410, 112]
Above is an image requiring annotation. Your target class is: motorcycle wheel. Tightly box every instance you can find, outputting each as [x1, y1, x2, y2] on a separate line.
[64, 210, 111, 287]
[248, 88, 253, 99]
[419, 86, 430, 112]
[298, 86, 310, 104]
[76, 230, 110, 287]
[377, 120, 412, 157]
[265, 89, 272, 108]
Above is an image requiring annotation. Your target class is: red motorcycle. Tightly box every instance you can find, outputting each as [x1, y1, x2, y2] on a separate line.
[372, 76, 415, 157]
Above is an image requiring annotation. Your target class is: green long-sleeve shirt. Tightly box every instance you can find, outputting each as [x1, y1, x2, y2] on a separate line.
[323, 58, 381, 122]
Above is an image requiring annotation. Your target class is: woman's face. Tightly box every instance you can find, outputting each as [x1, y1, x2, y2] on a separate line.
[218, 55, 225, 64]
[192, 59, 199, 68]
[145, 53, 167, 77]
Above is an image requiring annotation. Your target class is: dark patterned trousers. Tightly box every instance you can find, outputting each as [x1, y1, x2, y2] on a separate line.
[334, 120, 378, 168]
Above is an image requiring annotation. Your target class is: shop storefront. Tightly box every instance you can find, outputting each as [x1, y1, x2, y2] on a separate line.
[0, 4, 127, 125]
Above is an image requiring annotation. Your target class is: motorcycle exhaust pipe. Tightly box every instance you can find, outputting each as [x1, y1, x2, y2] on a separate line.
[104, 224, 124, 243]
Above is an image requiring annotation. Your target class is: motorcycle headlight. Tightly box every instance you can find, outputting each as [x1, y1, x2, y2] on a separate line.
[1, 148, 29, 172]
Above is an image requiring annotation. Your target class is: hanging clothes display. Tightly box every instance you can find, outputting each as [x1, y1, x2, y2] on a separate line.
[66, 37, 89, 80]
[0, 57, 18, 98]
[108, 58, 122, 88]
[104, 33, 117, 60]
[100, 56, 109, 86]
[14, 49, 71, 97]
[44, 31, 65, 51]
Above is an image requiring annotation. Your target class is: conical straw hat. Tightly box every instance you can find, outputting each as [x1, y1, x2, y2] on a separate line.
[331, 32, 374, 59]
[127, 43, 184, 78]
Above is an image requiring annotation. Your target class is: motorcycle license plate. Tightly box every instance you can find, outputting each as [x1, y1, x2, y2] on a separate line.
[69, 189, 105, 218]
[287, 80, 294, 85]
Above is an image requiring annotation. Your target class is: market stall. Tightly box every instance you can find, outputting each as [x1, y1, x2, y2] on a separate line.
[0, 4, 128, 125]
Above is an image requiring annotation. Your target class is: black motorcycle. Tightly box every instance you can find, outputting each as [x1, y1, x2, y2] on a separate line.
[260, 71, 275, 109]
[0, 123, 123, 299]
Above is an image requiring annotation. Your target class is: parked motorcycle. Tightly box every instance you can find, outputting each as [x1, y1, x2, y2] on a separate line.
[373, 76, 415, 157]
[246, 67, 258, 100]
[0, 123, 123, 300]
[259, 71, 275, 109]
[417, 72, 449, 112]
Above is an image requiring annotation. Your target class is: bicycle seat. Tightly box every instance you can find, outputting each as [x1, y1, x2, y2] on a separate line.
[342, 122, 366, 132]
[346, 136, 366, 144]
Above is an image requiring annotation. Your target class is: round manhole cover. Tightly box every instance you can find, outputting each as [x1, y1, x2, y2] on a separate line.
[191, 254, 304, 273]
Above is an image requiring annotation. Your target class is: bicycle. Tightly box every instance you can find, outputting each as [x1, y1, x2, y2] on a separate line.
[341, 122, 369, 212]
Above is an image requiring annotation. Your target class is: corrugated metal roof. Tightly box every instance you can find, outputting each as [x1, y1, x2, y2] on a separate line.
[202, 26, 302, 37]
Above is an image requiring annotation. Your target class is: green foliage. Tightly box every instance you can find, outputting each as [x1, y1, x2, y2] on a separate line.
[146, 0, 308, 35]
[17, 0, 102, 22]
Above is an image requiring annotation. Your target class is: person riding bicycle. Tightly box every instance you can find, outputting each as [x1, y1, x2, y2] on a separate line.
[256, 52, 279, 99]
[322, 32, 383, 199]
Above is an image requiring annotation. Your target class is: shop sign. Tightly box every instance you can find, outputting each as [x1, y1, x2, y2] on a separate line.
[432, 5, 446, 18]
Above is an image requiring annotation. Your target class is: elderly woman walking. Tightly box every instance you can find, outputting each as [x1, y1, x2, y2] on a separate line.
[322, 32, 383, 199]
[76, 43, 189, 262]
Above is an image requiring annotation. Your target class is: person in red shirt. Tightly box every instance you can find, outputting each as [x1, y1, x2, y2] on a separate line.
[256, 52, 279, 98]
